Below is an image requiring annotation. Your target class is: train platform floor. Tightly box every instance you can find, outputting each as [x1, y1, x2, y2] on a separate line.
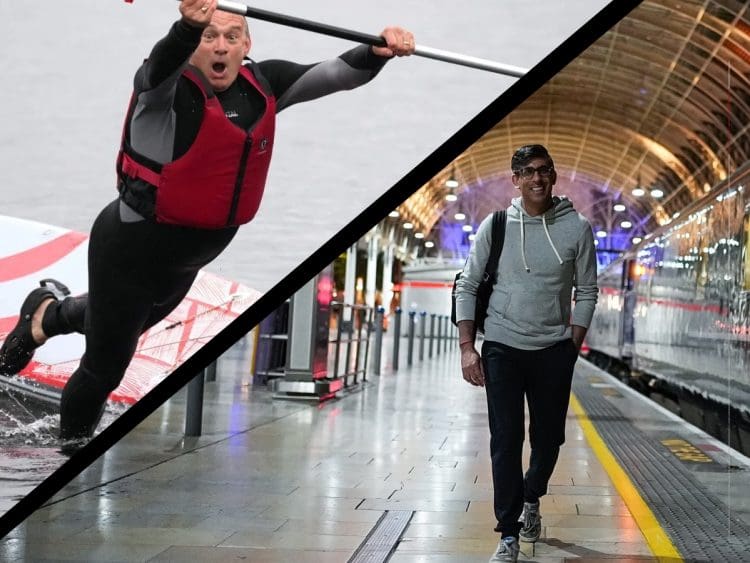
[2, 336, 749, 562]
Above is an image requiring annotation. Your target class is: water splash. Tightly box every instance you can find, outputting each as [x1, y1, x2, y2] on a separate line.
[0, 411, 60, 447]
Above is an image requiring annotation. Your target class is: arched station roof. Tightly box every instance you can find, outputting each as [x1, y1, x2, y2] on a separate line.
[394, 0, 750, 251]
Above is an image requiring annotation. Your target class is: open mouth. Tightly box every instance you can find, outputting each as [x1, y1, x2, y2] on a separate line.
[211, 62, 227, 74]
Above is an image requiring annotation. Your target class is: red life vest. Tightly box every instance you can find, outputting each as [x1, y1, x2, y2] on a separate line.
[117, 64, 276, 229]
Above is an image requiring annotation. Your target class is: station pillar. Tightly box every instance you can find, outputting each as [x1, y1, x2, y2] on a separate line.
[343, 244, 357, 323]
[271, 266, 342, 399]
[365, 232, 379, 308]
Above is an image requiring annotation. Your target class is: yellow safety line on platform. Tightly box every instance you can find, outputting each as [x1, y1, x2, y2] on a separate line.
[569, 393, 682, 561]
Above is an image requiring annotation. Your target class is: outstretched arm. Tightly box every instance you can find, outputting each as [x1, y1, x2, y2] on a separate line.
[134, 0, 216, 95]
[260, 26, 415, 112]
[135, 20, 202, 94]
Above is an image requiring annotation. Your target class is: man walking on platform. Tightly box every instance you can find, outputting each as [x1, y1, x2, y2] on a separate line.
[0, 0, 415, 444]
[454, 144, 598, 562]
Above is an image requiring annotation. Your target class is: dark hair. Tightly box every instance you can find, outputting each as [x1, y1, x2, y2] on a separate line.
[511, 144, 554, 172]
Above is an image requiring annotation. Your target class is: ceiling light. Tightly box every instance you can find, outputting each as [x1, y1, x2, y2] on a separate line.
[403, 222, 413, 230]
[620, 220, 632, 229]
[445, 193, 458, 202]
[425, 241, 434, 248]
[462, 224, 473, 232]
[650, 188, 664, 198]
[632, 187, 645, 197]
[454, 212, 466, 221]
[596, 230, 607, 238]
[388, 210, 399, 218]
[468, 234, 476, 241]
[632, 237, 642, 244]
[613, 204, 626, 212]
[414, 232, 424, 239]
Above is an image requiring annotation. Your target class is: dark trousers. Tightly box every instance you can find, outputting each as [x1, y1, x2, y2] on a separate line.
[50, 199, 237, 439]
[481, 338, 578, 537]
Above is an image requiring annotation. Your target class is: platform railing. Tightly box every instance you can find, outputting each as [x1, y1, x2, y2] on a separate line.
[367, 308, 457, 374]
[184, 303, 456, 436]
[252, 299, 290, 385]
[329, 302, 374, 387]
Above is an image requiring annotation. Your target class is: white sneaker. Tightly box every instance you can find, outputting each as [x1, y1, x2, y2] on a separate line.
[518, 501, 541, 542]
[489, 536, 520, 562]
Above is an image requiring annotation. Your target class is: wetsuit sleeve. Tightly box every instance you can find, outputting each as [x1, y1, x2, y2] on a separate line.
[133, 20, 203, 95]
[258, 45, 390, 113]
[127, 20, 203, 165]
[571, 224, 599, 328]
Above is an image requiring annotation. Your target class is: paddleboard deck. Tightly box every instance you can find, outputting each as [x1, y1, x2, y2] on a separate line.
[0, 214, 261, 406]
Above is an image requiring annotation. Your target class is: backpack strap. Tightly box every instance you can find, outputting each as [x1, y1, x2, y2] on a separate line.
[482, 210, 507, 284]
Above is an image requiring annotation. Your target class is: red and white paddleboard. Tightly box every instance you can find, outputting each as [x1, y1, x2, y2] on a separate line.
[0, 215, 261, 405]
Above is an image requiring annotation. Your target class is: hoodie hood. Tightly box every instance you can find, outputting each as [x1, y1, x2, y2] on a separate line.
[509, 195, 576, 220]
[509, 196, 576, 272]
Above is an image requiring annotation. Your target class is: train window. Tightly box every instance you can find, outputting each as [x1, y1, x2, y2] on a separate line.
[744, 211, 750, 291]
[696, 234, 709, 289]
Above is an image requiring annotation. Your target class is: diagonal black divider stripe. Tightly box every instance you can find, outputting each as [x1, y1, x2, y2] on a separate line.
[0, 0, 643, 539]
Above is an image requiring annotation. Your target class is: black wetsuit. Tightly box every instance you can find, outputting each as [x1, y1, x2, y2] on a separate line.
[47, 20, 389, 439]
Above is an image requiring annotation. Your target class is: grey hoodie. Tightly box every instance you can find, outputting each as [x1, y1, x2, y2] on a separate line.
[455, 196, 598, 350]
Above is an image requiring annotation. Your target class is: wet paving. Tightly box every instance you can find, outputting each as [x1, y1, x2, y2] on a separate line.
[0, 388, 63, 513]
[0, 385, 126, 513]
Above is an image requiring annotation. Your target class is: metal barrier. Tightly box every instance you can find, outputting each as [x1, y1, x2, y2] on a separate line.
[381, 310, 456, 373]
[372, 307, 385, 375]
[392, 307, 401, 370]
[185, 358, 219, 437]
[429, 313, 437, 358]
[184, 303, 457, 435]
[407, 311, 416, 367]
[260, 279, 377, 400]
[329, 302, 374, 388]
[419, 312, 426, 362]
[253, 300, 290, 385]
[184, 297, 459, 436]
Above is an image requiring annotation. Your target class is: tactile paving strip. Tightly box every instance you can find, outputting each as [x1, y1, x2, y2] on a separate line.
[348, 510, 414, 563]
[573, 375, 750, 561]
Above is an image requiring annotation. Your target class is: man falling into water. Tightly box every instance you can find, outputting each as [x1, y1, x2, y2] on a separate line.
[0, 0, 415, 442]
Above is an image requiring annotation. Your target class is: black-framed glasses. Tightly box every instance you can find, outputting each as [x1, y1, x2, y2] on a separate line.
[514, 165, 554, 179]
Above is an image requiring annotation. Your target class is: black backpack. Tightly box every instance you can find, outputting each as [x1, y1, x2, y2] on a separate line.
[450, 210, 507, 333]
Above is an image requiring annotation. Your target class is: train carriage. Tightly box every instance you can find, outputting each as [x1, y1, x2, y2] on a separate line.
[586, 163, 750, 453]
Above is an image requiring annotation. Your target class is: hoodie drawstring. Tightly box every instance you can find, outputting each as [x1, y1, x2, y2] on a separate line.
[520, 213, 530, 273]
[520, 212, 564, 272]
[542, 214, 564, 265]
